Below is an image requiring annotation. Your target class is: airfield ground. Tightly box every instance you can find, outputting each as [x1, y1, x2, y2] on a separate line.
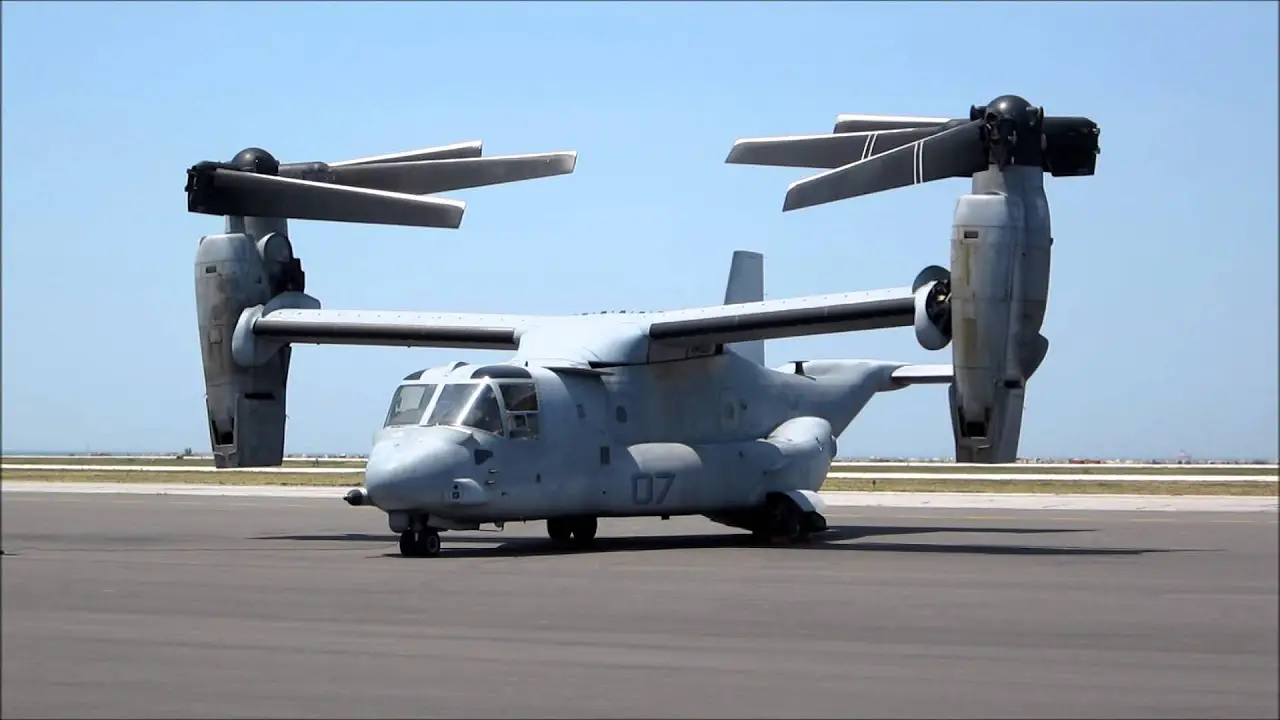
[2, 490, 1276, 718]
[3, 456, 1277, 496]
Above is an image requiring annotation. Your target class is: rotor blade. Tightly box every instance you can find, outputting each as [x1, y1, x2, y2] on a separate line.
[833, 113, 952, 134]
[187, 169, 466, 228]
[783, 119, 986, 211]
[725, 128, 935, 169]
[318, 151, 578, 195]
[326, 141, 484, 167]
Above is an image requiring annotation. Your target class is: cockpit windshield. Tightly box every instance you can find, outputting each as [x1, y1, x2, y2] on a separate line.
[384, 384, 438, 427]
[425, 383, 505, 435]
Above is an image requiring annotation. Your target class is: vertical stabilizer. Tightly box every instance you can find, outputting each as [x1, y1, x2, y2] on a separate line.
[724, 250, 766, 365]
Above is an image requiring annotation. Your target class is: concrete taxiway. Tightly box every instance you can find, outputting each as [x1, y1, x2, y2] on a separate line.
[2, 493, 1277, 719]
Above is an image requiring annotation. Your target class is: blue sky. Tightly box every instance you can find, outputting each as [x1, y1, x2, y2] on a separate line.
[2, 1, 1276, 460]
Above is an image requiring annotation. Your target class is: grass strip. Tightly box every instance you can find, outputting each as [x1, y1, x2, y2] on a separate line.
[820, 478, 1277, 496]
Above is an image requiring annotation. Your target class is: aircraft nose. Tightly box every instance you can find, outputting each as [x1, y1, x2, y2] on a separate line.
[363, 433, 471, 511]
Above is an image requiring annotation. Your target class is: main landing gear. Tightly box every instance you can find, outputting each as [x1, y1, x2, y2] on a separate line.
[546, 516, 597, 546]
[400, 529, 441, 557]
[754, 495, 827, 544]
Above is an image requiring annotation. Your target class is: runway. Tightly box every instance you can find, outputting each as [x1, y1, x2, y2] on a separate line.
[2, 494, 1277, 719]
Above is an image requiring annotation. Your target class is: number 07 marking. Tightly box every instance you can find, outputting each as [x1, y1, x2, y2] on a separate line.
[631, 472, 675, 505]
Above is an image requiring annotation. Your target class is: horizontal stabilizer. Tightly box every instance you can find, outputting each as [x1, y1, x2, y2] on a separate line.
[833, 113, 950, 134]
[890, 364, 954, 386]
[315, 152, 579, 196]
[185, 168, 467, 228]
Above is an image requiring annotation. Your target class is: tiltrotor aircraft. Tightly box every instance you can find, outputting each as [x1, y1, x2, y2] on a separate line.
[187, 95, 1098, 557]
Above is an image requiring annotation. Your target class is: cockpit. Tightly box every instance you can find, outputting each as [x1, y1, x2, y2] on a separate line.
[382, 368, 541, 439]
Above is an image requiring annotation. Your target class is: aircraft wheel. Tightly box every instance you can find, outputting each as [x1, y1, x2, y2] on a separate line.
[779, 510, 804, 542]
[399, 530, 419, 557]
[400, 530, 442, 557]
[571, 516, 598, 543]
[547, 518, 573, 542]
[805, 511, 828, 534]
[419, 530, 442, 557]
[765, 496, 806, 543]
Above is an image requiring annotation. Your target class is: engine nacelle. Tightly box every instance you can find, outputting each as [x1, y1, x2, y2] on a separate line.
[945, 166, 1053, 462]
[194, 223, 305, 468]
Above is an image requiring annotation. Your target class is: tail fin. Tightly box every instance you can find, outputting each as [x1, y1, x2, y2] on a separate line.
[724, 250, 765, 365]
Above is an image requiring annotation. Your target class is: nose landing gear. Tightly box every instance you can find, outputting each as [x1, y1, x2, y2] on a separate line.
[399, 529, 442, 557]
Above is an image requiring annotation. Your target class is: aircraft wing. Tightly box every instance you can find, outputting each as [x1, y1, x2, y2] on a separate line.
[234, 282, 920, 367]
[644, 286, 915, 347]
[241, 306, 531, 354]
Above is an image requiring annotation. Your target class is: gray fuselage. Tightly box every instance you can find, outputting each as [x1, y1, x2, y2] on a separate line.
[362, 350, 907, 531]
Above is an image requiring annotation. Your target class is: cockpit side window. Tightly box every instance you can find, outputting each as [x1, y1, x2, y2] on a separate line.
[499, 382, 538, 412]
[498, 381, 540, 439]
[384, 384, 438, 427]
[426, 383, 505, 436]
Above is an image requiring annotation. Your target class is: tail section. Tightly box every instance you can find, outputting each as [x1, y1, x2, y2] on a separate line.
[723, 250, 766, 365]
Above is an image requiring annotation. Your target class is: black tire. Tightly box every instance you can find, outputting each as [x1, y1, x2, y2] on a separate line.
[571, 517, 598, 543]
[805, 511, 828, 534]
[399, 531, 419, 557]
[421, 531, 442, 557]
[763, 495, 806, 543]
[778, 509, 803, 541]
[547, 518, 573, 542]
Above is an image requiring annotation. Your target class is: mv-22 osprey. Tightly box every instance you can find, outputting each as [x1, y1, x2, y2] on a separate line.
[187, 95, 1098, 557]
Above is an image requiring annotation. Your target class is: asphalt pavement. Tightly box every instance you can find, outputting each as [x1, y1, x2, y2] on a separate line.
[2, 493, 1276, 719]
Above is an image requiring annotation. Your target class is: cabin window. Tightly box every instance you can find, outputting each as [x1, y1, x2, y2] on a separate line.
[498, 381, 540, 439]
[384, 384, 438, 427]
[426, 383, 506, 436]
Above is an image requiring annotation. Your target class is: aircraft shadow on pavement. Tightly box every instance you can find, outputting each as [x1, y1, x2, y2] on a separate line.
[256, 524, 1179, 559]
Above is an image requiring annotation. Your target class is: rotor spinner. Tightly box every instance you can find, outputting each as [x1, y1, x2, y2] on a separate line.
[970, 95, 1045, 169]
[230, 147, 281, 175]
